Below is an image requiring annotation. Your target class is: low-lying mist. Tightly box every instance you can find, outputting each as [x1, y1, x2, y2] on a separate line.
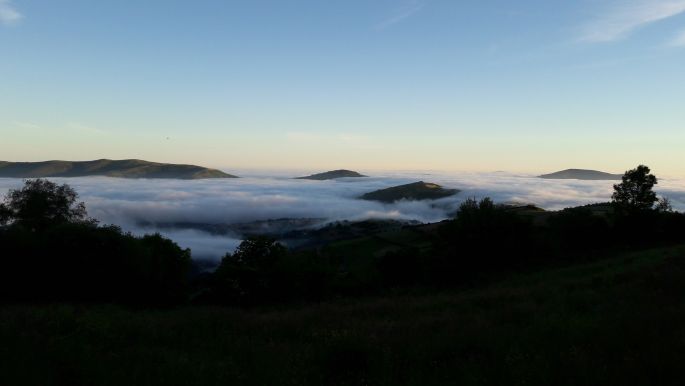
[2, 171, 684, 261]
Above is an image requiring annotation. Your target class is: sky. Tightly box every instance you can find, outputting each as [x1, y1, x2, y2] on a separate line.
[1, 0, 684, 176]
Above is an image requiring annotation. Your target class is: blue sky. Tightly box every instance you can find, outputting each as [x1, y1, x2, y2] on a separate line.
[1, 0, 684, 175]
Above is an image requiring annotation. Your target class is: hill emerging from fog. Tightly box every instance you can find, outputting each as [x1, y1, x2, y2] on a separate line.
[360, 181, 459, 203]
[296, 169, 367, 180]
[0, 159, 237, 179]
[539, 169, 622, 180]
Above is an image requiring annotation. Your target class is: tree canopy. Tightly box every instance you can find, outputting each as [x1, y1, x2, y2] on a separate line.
[0, 179, 90, 230]
[228, 236, 288, 269]
[612, 165, 658, 212]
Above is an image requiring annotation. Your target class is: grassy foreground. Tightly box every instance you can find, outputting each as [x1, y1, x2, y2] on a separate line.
[2, 245, 685, 386]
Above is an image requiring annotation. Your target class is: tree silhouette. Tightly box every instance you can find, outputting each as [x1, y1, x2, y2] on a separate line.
[612, 165, 658, 212]
[211, 237, 289, 303]
[0, 180, 191, 304]
[230, 236, 288, 269]
[0, 179, 91, 230]
[655, 197, 673, 213]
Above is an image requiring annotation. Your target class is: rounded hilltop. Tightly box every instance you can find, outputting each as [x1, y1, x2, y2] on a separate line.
[295, 169, 367, 180]
[539, 169, 622, 180]
[359, 181, 460, 203]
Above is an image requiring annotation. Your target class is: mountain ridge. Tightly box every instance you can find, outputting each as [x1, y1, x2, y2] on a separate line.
[0, 159, 237, 179]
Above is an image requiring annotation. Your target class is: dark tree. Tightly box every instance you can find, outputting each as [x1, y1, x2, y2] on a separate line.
[0, 180, 192, 305]
[228, 236, 288, 270]
[0, 203, 10, 225]
[211, 237, 289, 303]
[612, 165, 658, 211]
[454, 197, 496, 224]
[655, 197, 673, 213]
[0, 179, 92, 230]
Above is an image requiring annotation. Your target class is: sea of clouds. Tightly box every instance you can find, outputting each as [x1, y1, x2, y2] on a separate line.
[1, 171, 684, 262]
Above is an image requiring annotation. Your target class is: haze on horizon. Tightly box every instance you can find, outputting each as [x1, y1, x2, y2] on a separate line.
[1, 0, 684, 176]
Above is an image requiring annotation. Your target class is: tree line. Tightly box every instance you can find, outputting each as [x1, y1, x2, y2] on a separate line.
[0, 179, 191, 305]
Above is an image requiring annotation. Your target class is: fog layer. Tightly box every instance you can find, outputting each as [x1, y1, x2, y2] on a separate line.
[1, 171, 684, 261]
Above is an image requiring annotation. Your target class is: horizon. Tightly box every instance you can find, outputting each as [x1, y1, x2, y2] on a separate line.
[1, 157, 682, 179]
[2, 0, 684, 175]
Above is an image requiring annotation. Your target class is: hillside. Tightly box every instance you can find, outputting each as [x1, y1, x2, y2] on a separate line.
[296, 169, 367, 180]
[539, 169, 622, 180]
[360, 181, 459, 203]
[0, 159, 237, 179]
[2, 244, 684, 385]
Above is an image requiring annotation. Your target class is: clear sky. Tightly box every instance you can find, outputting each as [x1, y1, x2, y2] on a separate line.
[1, 0, 684, 175]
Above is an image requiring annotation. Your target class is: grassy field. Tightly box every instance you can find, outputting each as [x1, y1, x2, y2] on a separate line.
[2, 244, 685, 386]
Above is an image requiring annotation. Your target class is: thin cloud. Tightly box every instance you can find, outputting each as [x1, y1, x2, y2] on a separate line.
[375, 0, 425, 30]
[580, 0, 685, 42]
[13, 121, 41, 130]
[66, 122, 110, 135]
[0, 0, 21, 26]
[670, 28, 685, 46]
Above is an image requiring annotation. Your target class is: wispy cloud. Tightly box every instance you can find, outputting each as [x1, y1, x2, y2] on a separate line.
[12, 121, 41, 130]
[375, 0, 425, 30]
[66, 122, 110, 135]
[0, 0, 22, 26]
[580, 0, 685, 42]
[670, 28, 685, 46]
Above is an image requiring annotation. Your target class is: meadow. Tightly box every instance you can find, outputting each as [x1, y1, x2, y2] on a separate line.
[2, 244, 685, 386]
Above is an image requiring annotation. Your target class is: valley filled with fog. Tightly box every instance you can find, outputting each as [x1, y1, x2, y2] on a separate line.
[2, 171, 684, 262]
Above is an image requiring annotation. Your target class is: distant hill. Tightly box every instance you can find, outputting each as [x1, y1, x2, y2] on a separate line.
[296, 169, 367, 180]
[539, 169, 622, 180]
[0, 159, 237, 179]
[360, 181, 459, 203]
